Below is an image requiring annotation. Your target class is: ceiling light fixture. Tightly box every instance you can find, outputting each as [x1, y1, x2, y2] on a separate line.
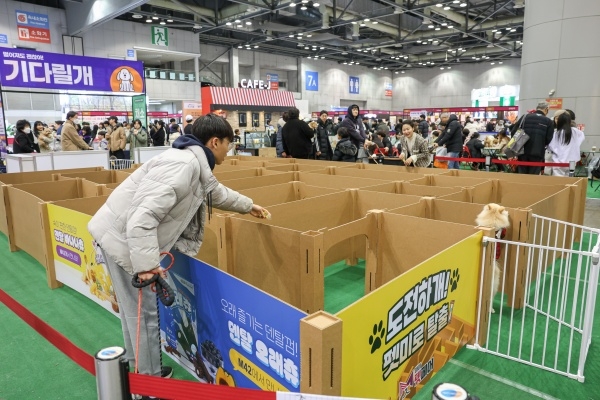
[499, 61, 503, 64]
[237, 24, 243, 28]
[145, 19, 152, 23]
[364, 18, 370, 22]
[226, 21, 232, 26]
[447, 66, 451, 69]
[453, 0, 459, 3]
[360, 23, 366, 27]
[300, 5, 307, 10]
[254, 45, 259, 48]
[440, 67, 445, 70]
[395, 71, 399, 74]
[152, 16, 159, 20]
[308, 56, 312, 59]
[290, 2, 296, 6]
[444, 6, 451, 10]
[307, 34, 313, 37]
[351, 21, 357, 24]
[341, 51, 348, 54]
[442, 22, 447, 26]
[447, 25, 453, 29]
[159, 21, 166, 25]
[237, 45, 243, 48]
[373, 21, 379, 24]
[297, 43, 303, 46]
[416, 40, 422, 43]
[235, 19, 241, 23]
[402, 71, 406, 73]
[313, 2, 320, 6]
[435, 27, 440, 31]
[460, 2, 467, 7]
[289, 34, 294, 37]
[355, 62, 359, 64]
[166, 19, 173, 23]
[246, 21, 252, 25]
[132, 14, 143, 19]
[436, 3, 443, 7]
[428, 24, 435, 29]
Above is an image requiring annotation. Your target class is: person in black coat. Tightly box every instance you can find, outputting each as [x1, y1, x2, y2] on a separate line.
[314, 110, 334, 160]
[332, 127, 358, 162]
[281, 107, 314, 159]
[339, 104, 368, 162]
[510, 102, 554, 175]
[466, 132, 484, 170]
[12, 119, 37, 154]
[435, 113, 463, 169]
[152, 120, 166, 146]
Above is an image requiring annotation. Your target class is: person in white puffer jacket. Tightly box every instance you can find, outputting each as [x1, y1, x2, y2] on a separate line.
[88, 114, 269, 382]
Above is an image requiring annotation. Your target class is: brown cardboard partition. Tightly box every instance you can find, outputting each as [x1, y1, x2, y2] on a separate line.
[54, 170, 130, 185]
[443, 170, 586, 225]
[3, 179, 98, 273]
[340, 163, 447, 174]
[219, 172, 296, 191]
[363, 181, 463, 198]
[264, 163, 327, 173]
[309, 166, 427, 182]
[213, 167, 284, 181]
[367, 212, 479, 290]
[295, 171, 390, 189]
[422, 174, 493, 188]
[238, 182, 341, 207]
[0, 167, 102, 236]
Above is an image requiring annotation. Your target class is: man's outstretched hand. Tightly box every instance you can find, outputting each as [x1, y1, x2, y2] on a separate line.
[249, 204, 271, 219]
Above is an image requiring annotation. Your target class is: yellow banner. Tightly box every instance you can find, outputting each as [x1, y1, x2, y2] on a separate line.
[47, 204, 118, 314]
[338, 232, 482, 400]
[229, 348, 288, 392]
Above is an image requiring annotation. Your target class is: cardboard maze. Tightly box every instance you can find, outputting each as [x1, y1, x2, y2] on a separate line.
[0, 157, 588, 400]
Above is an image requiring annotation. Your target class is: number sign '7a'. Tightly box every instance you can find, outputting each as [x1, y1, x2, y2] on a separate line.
[305, 71, 318, 91]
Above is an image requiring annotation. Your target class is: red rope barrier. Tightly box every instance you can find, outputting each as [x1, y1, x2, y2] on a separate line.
[0, 287, 96, 375]
[434, 156, 570, 167]
[129, 373, 277, 400]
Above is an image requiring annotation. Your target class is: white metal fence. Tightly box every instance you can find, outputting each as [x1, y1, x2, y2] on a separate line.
[468, 214, 600, 382]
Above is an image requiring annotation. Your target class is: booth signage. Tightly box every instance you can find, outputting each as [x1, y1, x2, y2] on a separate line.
[16, 10, 50, 44]
[159, 253, 305, 392]
[546, 98, 563, 110]
[384, 82, 392, 97]
[239, 79, 271, 90]
[305, 71, 318, 91]
[349, 76, 359, 94]
[151, 26, 168, 47]
[266, 73, 279, 90]
[0, 49, 145, 93]
[132, 95, 147, 123]
[183, 101, 202, 119]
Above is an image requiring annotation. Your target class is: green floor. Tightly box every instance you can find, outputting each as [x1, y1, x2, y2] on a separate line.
[2, 231, 600, 400]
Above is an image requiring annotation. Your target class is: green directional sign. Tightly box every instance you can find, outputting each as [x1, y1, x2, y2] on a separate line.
[151, 26, 168, 47]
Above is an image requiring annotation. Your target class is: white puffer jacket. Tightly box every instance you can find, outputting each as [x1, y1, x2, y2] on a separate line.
[88, 145, 253, 274]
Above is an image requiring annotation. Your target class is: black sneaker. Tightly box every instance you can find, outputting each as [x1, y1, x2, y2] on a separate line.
[161, 366, 173, 378]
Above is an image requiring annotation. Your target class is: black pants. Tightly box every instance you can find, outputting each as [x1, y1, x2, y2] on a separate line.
[110, 149, 125, 159]
[517, 155, 543, 175]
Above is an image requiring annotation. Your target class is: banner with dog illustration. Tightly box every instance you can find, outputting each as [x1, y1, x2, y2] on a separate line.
[337, 232, 482, 400]
[46, 204, 120, 316]
[0, 48, 145, 93]
[159, 252, 306, 392]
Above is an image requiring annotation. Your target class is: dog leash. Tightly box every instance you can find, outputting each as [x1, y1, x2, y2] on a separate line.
[131, 252, 175, 374]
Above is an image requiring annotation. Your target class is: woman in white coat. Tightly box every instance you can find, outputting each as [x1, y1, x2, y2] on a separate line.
[547, 111, 585, 176]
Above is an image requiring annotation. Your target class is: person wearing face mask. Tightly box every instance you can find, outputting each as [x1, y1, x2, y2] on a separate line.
[13, 119, 37, 153]
[61, 111, 93, 151]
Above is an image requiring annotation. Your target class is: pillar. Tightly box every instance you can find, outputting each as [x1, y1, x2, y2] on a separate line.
[520, 0, 600, 147]
[228, 48, 239, 88]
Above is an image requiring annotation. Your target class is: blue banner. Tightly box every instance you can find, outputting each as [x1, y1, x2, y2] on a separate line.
[349, 76, 360, 94]
[305, 71, 318, 91]
[16, 10, 49, 29]
[159, 253, 306, 392]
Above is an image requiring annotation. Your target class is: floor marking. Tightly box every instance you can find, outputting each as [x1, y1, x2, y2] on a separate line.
[448, 358, 561, 400]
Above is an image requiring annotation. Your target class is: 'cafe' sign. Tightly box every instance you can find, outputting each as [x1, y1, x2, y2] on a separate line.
[239, 79, 271, 90]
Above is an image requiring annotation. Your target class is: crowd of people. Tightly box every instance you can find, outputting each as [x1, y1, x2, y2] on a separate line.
[272, 102, 584, 176]
[9, 112, 194, 161]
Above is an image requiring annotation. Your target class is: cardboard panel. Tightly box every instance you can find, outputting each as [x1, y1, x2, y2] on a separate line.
[8, 180, 82, 201]
[196, 228, 218, 267]
[228, 218, 303, 308]
[340, 163, 447, 174]
[238, 182, 341, 207]
[55, 170, 115, 184]
[310, 167, 426, 183]
[495, 181, 570, 209]
[214, 168, 283, 181]
[428, 175, 492, 188]
[378, 213, 478, 284]
[400, 182, 462, 197]
[220, 172, 296, 191]
[355, 191, 422, 217]
[296, 172, 389, 189]
[264, 164, 326, 173]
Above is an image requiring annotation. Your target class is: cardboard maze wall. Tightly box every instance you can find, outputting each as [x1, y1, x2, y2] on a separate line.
[0, 158, 588, 400]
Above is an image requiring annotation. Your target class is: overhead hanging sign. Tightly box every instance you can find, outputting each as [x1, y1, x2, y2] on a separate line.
[0, 49, 145, 93]
[349, 76, 359, 94]
[305, 71, 318, 91]
[266, 73, 279, 90]
[384, 82, 392, 97]
[16, 10, 51, 44]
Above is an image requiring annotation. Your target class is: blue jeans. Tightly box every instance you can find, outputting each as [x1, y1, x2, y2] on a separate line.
[447, 152, 460, 169]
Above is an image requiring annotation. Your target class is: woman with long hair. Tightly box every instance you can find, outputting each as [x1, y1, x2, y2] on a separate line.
[34, 120, 55, 153]
[547, 112, 585, 176]
[152, 120, 166, 146]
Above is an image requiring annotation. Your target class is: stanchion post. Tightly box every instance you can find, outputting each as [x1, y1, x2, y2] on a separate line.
[95, 346, 130, 400]
[569, 161, 576, 177]
[485, 156, 491, 172]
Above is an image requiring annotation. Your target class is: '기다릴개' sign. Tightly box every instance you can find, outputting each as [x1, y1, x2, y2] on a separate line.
[0, 49, 145, 93]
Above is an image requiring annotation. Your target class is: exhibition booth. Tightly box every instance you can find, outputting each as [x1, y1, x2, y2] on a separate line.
[0, 155, 593, 400]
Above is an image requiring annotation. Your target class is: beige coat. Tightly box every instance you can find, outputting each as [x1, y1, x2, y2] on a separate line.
[106, 125, 126, 152]
[88, 145, 253, 274]
[61, 121, 91, 151]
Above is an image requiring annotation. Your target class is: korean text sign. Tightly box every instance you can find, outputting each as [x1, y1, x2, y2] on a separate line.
[16, 10, 51, 43]
[47, 204, 119, 317]
[338, 233, 481, 400]
[0, 49, 145, 93]
[159, 253, 306, 392]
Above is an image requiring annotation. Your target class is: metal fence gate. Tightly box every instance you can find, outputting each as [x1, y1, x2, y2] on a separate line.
[468, 214, 600, 382]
